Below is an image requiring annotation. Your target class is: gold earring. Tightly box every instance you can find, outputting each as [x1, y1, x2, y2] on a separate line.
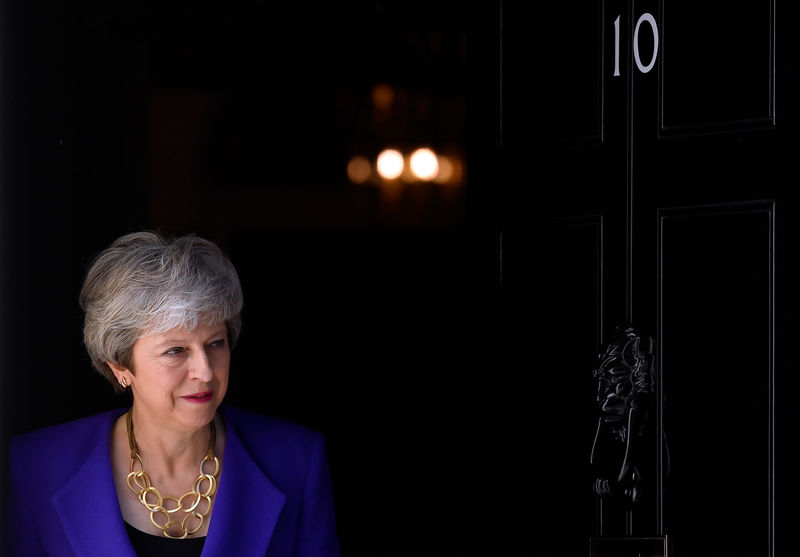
[120, 377, 128, 388]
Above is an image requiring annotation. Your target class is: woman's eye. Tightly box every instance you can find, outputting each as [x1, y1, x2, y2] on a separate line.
[164, 347, 184, 356]
[210, 338, 226, 348]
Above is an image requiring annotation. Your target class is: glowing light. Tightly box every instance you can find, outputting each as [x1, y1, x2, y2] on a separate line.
[433, 155, 454, 183]
[409, 148, 439, 181]
[376, 149, 404, 180]
[347, 156, 372, 184]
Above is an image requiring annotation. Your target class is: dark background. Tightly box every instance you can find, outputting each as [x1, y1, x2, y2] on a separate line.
[468, 1, 787, 555]
[5, 3, 784, 557]
[1, 4, 471, 556]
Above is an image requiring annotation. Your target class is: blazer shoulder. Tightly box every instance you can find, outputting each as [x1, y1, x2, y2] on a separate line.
[9, 408, 123, 468]
[221, 405, 325, 468]
[222, 405, 321, 443]
[220, 405, 331, 498]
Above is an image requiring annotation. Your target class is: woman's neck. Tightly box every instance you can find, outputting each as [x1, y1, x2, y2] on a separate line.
[128, 408, 213, 482]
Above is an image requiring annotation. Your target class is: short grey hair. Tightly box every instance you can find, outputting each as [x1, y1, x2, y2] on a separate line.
[79, 231, 243, 392]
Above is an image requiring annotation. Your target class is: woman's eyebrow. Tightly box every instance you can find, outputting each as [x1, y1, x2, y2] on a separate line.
[152, 328, 228, 347]
[205, 329, 228, 341]
[152, 338, 188, 348]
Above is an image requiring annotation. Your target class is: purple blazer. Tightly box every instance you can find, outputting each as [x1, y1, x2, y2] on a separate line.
[6, 405, 341, 557]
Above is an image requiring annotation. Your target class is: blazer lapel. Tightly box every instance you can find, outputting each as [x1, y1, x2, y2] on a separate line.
[52, 411, 137, 557]
[51, 408, 285, 557]
[202, 416, 287, 557]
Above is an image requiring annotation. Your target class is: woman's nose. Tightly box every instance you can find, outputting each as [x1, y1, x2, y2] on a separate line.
[187, 348, 214, 382]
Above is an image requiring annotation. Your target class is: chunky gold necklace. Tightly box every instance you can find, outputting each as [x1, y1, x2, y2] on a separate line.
[125, 411, 220, 539]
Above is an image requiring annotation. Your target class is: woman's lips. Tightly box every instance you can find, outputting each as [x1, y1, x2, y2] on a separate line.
[182, 390, 213, 403]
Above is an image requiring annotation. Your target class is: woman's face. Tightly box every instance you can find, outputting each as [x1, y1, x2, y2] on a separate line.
[122, 322, 230, 433]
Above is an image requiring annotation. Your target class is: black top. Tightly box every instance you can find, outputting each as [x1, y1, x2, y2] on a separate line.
[125, 522, 206, 557]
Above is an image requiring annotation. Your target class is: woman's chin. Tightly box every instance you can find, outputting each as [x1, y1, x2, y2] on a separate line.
[174, 399, 222, 427]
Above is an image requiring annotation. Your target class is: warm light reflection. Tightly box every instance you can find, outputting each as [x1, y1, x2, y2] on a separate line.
[450, 157, 464, 184]
[347, 156, 372, 184]
[372, 83, 395, 111]
[376, 149, 404, 180]
[433, 155, 454, 183]
[409, 148, 439, 181]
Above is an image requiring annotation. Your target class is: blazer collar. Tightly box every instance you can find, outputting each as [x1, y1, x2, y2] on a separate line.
[52, 407, 286, 557]
[52, 409, 135, 557]
[203, 407, 287, 556]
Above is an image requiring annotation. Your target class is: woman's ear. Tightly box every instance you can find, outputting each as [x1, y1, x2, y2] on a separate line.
[107, 360, 132, 386]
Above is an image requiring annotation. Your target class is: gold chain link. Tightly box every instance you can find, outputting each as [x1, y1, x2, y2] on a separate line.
[125, 411, 219, 538]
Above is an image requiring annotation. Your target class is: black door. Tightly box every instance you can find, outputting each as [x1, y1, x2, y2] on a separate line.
[468, 1, 788, 555]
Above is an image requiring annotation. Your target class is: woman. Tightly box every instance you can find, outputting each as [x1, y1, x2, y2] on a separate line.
[6, 231, 341, 556]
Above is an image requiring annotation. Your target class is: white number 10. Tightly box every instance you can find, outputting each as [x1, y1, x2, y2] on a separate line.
[613, 13, 659, 76]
